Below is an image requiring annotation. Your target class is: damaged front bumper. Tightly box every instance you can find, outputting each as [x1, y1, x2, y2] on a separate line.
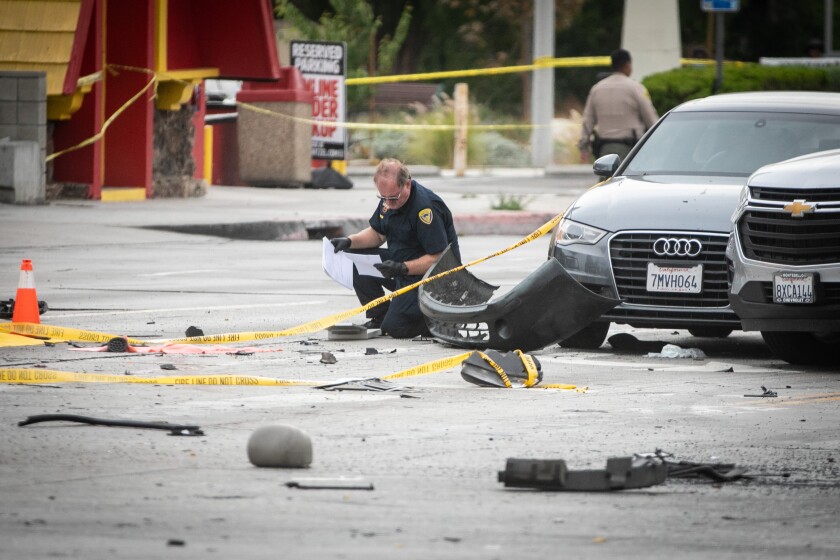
[418, 247, 619, 351]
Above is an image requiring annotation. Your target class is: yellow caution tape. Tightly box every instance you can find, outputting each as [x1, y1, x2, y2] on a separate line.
[0, 331, 45, 347]
[0, 368, 315, 386]
[381, 352, 474, 380]
[237, 101, 544, 132]
[346, 56, 746, 86]
[0, 348, 580, 391]
[345, 56, 612, 86]
[151, 212, 562, 345]
[46, 73, 157, 163]
[0, 322, 147, 345]
[0, 212, 562, 346]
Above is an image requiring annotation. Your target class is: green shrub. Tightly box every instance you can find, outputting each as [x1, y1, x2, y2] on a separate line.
[643, 64, 840, 114]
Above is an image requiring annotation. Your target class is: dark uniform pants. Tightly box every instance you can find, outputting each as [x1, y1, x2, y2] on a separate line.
[350, 248, 429, 338]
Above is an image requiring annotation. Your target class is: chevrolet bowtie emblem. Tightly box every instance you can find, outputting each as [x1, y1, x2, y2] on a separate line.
[783, 199, 814, 218]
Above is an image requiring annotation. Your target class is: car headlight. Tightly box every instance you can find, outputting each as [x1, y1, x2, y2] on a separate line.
[554, 218, 607, 246]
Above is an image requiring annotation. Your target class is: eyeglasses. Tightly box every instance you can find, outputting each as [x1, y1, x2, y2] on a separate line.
[376, 186, 403, 201]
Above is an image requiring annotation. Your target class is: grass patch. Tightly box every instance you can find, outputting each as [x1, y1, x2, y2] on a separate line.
[491, 194, 532, 211]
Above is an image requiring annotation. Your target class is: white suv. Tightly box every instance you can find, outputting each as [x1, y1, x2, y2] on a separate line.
[727, 149, 840, 366]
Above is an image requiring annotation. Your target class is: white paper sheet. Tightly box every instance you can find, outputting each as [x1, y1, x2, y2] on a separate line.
[322, 237, 383, 290]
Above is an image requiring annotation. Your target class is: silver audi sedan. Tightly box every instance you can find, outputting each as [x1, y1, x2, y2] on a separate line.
[551, 91, 840, 348]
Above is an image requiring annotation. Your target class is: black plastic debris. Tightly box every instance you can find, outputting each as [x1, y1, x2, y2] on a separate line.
[106, 336, 129, 353]
[18, 414, 204, 436]
[286, 478, 373, 490]
[639, 450, 751, 482]
[365, 348, 378, 355]
[420, 246, 619, 351]
[460, 349, 542, 388]
[320, 352, 338, 364]
[160, 364, 177, 371]
[315, 378, 414, 393]
[308, 166, 354, 189]
[498, 456, 667, 491]
[744, 385, 778, 398]
[185, 326, 204, 337]
[608, 333, 668, 353]
[0, 298, 48, 319]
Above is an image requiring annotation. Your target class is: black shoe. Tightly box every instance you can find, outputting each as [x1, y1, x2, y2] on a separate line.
[363, 317, 384, 330]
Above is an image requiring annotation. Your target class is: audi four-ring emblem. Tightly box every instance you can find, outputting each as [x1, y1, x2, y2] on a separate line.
[652, 237, 702, 257]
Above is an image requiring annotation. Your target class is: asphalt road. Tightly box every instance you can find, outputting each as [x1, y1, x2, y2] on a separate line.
[1, 177, 838, 559]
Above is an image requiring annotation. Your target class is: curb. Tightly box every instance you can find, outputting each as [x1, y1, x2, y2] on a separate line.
[142, 212, 554, 241]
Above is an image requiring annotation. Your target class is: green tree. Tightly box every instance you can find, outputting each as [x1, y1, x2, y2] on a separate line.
[276, 0, 412, 112]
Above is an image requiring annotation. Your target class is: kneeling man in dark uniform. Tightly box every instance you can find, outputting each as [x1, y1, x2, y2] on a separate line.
[329, 158, 460, 338]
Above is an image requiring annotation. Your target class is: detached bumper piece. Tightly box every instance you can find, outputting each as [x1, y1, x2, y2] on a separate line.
[418, 247, 619, 351]
[498, 457, 667, 491]
[460, 349, 542, 388]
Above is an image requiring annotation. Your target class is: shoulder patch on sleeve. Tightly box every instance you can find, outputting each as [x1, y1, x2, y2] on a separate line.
[418, 208, 433, 225]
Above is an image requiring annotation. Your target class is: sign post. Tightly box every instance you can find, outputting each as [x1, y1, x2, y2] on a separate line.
[701, 1, 740, 94]
[290, 41, 348, 162]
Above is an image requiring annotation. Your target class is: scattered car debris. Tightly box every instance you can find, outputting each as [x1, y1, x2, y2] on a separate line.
[498, 456, 668, 491]
[419, 246, 619, 351]
[285, 477, 374, 490]
[499, 450, 751, 491]
[365, 348, 378, 355]
[18, 414, 204, 436]
[744, 386, 778, 398]
[315, 378, 414, 393]
[641, 450, 751, 481]
[460, 349, 542, 388]
[160, 364, 177, 371]
[0, 298, 48, 319]
[327, 323, 380, 340]
[185, 326, 204, 337]
[608, 333, 668, 353]
[320, 351, 338, 364]
[106, 336, 130, 353]
[646, 344, 706, 359]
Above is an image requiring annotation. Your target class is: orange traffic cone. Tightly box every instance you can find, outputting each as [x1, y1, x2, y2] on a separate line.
[12, 259, 40, 324]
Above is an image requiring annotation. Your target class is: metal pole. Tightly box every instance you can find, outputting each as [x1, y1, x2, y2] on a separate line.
[713, 11, 724, 93]
[453, 83, 468, 177]
[530, 0, 554, 168]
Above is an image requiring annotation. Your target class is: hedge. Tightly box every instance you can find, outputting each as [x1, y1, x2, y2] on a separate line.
[642, 63, 840, 114]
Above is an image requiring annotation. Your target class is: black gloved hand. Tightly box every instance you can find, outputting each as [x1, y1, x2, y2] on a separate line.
[374, 260, 408, 279]
[330, 237, 351, 253]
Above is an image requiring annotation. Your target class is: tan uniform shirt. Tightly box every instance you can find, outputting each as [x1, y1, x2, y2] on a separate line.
[578, 72, 659, 151]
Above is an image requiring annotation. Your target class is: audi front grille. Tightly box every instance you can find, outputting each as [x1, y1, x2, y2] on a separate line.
[609, 232, 730, 308]
[739, 187, 840, 265]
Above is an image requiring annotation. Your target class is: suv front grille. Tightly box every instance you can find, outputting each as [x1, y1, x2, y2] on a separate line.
[609, 232, 730, 308]
[739, 209, 840, 265]
[750, 186, 840, 202]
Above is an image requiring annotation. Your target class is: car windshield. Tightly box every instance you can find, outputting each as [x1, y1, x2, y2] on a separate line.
[624, 110, 840, 177]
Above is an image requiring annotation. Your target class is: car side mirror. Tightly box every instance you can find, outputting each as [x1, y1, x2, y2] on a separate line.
[593, 154, 621, 178]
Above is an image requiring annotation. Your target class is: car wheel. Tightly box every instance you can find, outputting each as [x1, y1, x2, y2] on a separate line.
[558, 322, 610, 349]
[761, 331, 840, 366]
[688, 326, 733, 338]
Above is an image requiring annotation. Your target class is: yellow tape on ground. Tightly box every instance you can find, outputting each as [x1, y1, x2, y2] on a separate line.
[0, 368, 316, 386]
[0, 350, 580, 390]
[0, 214, 562, 347]
[0, 322, 147, 345]
[153, 212, 563, 345]
[0, 331, 45, 347]
[382, 352, 473, 380]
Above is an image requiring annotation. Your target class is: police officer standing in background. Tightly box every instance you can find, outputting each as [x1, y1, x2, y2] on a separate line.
[578, 48, 659, 162]
[329, 158, 460, 338]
